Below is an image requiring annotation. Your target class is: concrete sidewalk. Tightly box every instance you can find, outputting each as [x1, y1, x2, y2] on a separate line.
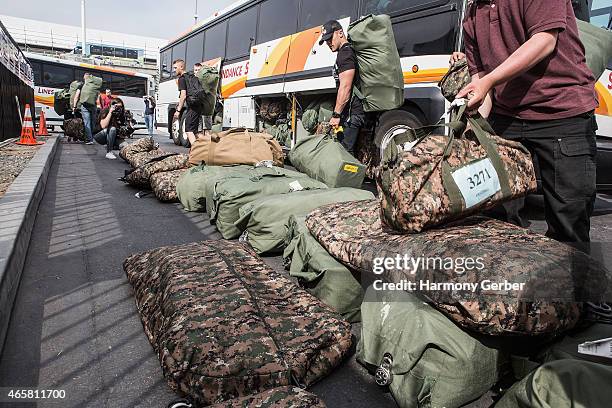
[0, 134, 397, 408]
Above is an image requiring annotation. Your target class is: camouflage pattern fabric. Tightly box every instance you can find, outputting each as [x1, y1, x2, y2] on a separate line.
[123, 241, 351, 406]
[438, 57, 471, 102]
[150, 169, 187, 202]
[209, 386, 326, 407]
[353, 130, 379, 180]
[129, 149, 167, 169]
[119, 136, 158, 162]
[123, 154, 188, 189]
[260, 99, 287, 124]
[63, 118, 86, 141]
[378, 120, 537, 233]
[305, 200, 611, 336]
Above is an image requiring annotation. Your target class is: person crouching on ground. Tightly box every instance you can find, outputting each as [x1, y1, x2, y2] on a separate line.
[95, 97, 132, 160]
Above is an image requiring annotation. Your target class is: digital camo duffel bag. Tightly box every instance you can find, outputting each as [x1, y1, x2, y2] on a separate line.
[305, 200, 612, 336]
[122, 153, 187, 189]
[289, 134, 366, 189]
[188, 127, 284, 167]
[378, 104, 537, 233]
[119, 137, 158, 162]
[357, 287, 503, 408]
[63, 118, 86, 141]
[438, 57, 471, 103]
[235, 187, 374, 255]
[211, 167, 327, 239]
[123, 241, 351, 406]
[129, 149, 167, 169]
[208, 386, 326, 407]
[150, 169, 186, 202]
[284, 216, 364, 323]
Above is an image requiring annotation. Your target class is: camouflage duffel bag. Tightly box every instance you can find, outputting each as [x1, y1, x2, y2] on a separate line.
[438, 57, 470, 102]
[208, 386, 326, 407]
[150, 169, 187, 202]
[358, 287, 504, 408]
[284, 216, 364, 323]
[129, 149, 167, 169]
[63, 118, 86, 141]
[211, 167, 327, 239]
[122, 153, 188, 189]
[123, 240, 351, 406]
[119, 136, 158, 162]
[305, 200, 612, 336]
[235, 187, 374, 255]
[378, 104, 537, 233]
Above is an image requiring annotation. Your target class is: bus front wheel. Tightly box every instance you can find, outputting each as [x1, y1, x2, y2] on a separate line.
[374, 109, 423, 148]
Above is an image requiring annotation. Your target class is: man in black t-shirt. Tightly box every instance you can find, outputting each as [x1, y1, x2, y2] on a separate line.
[319, 20, 365, 154]
[172, 59, 201, 145]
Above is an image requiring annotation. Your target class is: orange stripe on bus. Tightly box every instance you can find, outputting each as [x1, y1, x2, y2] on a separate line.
[403, 68, 447, 84]
[286, 26, 321, 74]
[35, 95, 54, 107]
[222, 77, 247, 98]
[595, 81, 612, 116]
[258, 36, 292, 78]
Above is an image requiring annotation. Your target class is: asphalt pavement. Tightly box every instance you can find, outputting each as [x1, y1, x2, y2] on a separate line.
[0, 129, 611, 408]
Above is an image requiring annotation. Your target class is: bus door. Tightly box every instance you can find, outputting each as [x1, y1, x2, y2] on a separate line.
[246, 34, 292, 96]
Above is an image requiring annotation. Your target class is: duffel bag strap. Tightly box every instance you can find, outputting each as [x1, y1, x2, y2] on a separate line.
[466, 115, 512, 198]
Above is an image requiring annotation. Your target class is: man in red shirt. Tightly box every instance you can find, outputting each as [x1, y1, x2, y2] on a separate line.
[457, 0, 599, 251]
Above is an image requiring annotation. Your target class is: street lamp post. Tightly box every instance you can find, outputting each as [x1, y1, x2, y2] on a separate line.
[81, 0, 87, 56]
[194, 0, 199, 25]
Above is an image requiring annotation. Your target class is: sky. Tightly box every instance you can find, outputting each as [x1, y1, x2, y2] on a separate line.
[0, 0, 237, 40]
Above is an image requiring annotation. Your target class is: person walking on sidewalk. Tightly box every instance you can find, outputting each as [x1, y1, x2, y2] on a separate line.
[144, 95, 156, 136]
[73, 73, 97, 145]
[172, 59, 201, 145]
[457, 0, 599, 252]
[320, 20, 365, 154]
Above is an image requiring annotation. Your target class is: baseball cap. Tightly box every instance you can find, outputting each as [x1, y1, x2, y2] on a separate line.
[319, 20, 343, 45]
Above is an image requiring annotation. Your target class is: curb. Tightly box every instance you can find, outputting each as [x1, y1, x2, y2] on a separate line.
[0, 136, 59, 355]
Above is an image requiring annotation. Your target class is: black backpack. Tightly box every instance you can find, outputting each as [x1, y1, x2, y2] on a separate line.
[183, 72, 205, 112]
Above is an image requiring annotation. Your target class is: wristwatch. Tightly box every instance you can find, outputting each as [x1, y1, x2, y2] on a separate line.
[332, 111, 341, 119]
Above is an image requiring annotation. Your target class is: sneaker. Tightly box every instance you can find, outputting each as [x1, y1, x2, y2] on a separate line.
[105, 152, 117, 160]
[85, 141, 94, 145]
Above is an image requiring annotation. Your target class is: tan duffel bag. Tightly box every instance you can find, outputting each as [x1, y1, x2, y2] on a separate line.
[188, 128, 284, 167]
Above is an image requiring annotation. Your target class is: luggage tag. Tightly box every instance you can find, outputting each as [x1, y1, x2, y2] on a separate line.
[289, 180, 304, 192]
[578, 338, 612, 359]
[451, 158, 501, 209]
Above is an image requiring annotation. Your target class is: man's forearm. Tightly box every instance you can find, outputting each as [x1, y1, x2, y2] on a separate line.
[334, 83, 351, 115]
[483, 31, 558, 89]
[177, 95, 186, 111]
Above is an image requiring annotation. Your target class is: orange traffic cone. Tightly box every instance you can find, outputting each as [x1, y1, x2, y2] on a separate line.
[37, 110, 50, 136]
[16, 104, 44, 146]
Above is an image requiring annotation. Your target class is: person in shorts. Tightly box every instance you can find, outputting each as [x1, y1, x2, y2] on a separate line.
[172, 59, 201, 145]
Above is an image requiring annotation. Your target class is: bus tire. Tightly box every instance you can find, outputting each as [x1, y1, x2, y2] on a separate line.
[374, 109, 423, 148]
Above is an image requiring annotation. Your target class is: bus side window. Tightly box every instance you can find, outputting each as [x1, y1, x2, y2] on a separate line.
[42, 63, 74, 89]
[392, 11, 457, 57]
[257, 0, 299, 44]
[299, 0, 357, 31]
[361, 0, 446, 16]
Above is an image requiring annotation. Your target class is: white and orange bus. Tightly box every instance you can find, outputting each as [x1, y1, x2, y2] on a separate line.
[25, 52, 154, 130]
[156, 0, 612, 175]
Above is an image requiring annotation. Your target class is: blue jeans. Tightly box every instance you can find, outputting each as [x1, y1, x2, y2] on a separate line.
[144, 114, 154, 135]
[93, 127, 118, 153]
[80, 105, 95, 142]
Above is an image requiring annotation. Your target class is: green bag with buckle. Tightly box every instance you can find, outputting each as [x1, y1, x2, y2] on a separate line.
[357, 287, 504, 408]
[577, 19, 612, 80]
[236, 187, 373, 255]
[283, 216, 364, 323]
[289, 134, 366, 188]
[78, 75, 103, 107]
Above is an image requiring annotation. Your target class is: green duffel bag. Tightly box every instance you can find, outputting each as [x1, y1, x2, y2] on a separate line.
[284, 216, 364, 323]
[211, 167, 327, 239]
[357, 287, 504, 408]
[496, 359, 612, 408]
[577, 19, 612, 80]
[318, 99, 334, 123]
[79, 75, 103, 107]
[53, 88, 71, 116]
[176, 164, 253, 212]
[348, 14, 404, 112]
[236, 187, 374, 254]
[69, 80, 83, 110]
[289, 134, 366, 188]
